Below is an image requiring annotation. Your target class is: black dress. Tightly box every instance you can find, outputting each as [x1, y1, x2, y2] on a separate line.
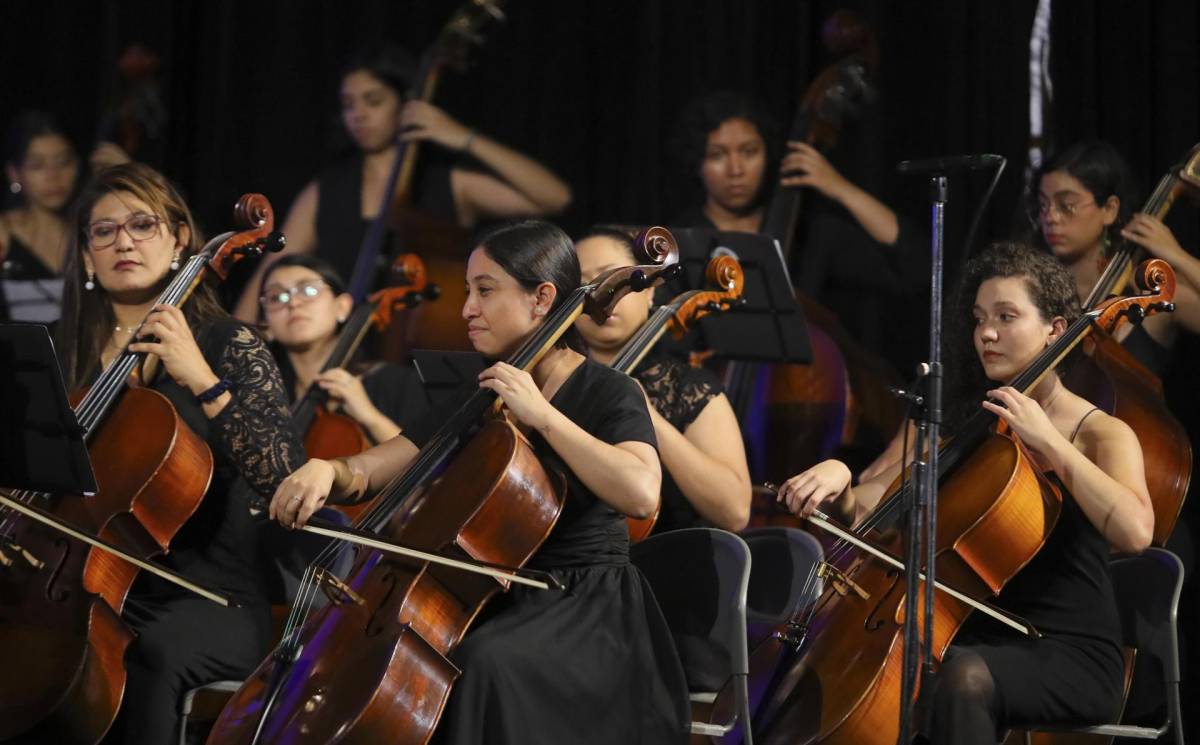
[314, 152, 457, 286]
[635, 354, 723, 534]
[426, 359, 690, 745]
[78, 318, 305, 744]
[932, 463, 1125, 742]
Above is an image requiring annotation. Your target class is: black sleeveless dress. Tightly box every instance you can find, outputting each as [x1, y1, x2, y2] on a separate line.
[0, 234, 62, 322]
[424, 359, 690, 744]
[948, 468, 1125, 729]
[635, 354, 723, 534]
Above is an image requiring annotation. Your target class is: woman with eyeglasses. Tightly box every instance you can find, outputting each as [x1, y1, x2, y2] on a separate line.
[258, 253, 430, 446]
[233, 43, 572, 321]
[1030, 140, 1200, 374]
[52, 163, 304, 743]
[0, 110, 81, 322]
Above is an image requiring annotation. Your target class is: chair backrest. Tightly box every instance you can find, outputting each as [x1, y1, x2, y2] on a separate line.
[631, 528, 752, 691]
[257, 506, 355, 605]
[1109, 547, 1184, 683]
[740, 527, 824, 625]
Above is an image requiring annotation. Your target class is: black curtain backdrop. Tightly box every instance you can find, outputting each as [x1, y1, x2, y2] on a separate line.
[4, 0, 1200, 738]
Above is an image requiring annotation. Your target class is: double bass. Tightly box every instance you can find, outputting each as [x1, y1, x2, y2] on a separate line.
[1061, 142, 1200, 545]
[742, 261, 1179, 745]
[0, 195, 281, 743]
[293, 253, 438, 522]
[346, 0, 508, 360]
[743, 9, 905, 525]
[207, 229, 677, 744]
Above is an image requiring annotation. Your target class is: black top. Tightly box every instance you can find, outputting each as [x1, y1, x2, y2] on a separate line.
[635, 354, 723, 533]
[411, 358, 657, 568]
[988, 472, 1121, 651]
[1121, 323, 1172, 378]
[75, 319, 304, 605]
[314, 152, 457, 285]
[0, 233, 62, 323]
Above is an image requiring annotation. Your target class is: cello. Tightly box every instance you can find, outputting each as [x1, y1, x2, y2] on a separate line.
[744, 9, 905, 524]
[1060, 142, 1200, 545]
[207, 228, 677, 744]
[0, 195, 281, 744]
[293, 253, 438, 522]
[741, 261, 1179, 745]
[612, 254, 746, 542]
[345, 0, 508, 360]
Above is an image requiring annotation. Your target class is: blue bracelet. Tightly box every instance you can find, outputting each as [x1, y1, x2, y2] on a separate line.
[196, 377, 235, 404]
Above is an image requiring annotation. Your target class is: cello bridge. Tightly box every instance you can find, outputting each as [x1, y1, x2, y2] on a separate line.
[317, 569, 366, 606]
[818, 561, 869, 600]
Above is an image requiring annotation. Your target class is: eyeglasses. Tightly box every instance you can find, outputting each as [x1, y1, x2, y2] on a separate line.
[261, 280, 329, 311]
[87, 214, 167, 249]
[1028, 197, 1098, 226]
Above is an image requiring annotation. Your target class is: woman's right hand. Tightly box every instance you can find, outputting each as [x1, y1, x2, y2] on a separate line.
[778, 459, 853, 518]
[269, 459, 336, 528]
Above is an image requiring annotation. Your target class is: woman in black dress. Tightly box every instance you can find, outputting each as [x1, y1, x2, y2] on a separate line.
[574, 226, 751, 533]
[54, 162, 304, 743]
[234, 44, 572, 320]
[779, 242, 1154, 743]
[270, 219, 689, 743]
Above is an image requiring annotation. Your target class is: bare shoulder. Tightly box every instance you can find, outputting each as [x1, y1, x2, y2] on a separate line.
[1075, 407, 1140, 456]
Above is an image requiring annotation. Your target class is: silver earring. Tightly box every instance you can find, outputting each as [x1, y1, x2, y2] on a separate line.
[85, 270, 96, 291]
[170, 252, 181, 271]
[534, 307, 545, 316]
[336, 315, 347, 323]
[9, 182, 20, 194]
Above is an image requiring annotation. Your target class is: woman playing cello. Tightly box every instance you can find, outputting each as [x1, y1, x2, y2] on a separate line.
[259, 254, 430, 445]
[269, 219, 689, 743]
[573, 226, 751, 533]
[778, 242, 1153, 743]
[54, 163, 303, 743]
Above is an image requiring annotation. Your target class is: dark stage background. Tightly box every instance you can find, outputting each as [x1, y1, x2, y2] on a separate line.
[4, 0, 1200, 739]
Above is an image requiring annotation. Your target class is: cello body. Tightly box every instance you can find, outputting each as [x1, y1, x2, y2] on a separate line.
[208, 419, 565, 744]
[751, 432, 1060, 745]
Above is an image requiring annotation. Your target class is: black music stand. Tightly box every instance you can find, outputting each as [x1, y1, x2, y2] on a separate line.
[411, 349, 488, 409]
[662, 228, 813, 364]
[0, 323, 97, 495]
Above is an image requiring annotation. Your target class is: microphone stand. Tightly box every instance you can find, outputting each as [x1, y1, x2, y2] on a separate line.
[896, 172, 948, 745]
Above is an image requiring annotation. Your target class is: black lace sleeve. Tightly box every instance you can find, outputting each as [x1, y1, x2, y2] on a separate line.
[208, 325, 305, 496]
[635, 356, 722, 431]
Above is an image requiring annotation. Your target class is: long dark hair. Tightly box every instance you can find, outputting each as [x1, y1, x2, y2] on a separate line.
[1029, 140, 1139, 254]
[3, 110, 78, 209]
[475, 219, 584, 352]
[670, 90, 781, 207]
[944, 241, 1081, 431]
[57, 163, 225, 388]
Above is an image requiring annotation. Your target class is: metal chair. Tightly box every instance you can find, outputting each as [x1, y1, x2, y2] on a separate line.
[740, 526, 825, 626]
[631, 527, 754, 744]
[1024, 547, 1185, 743]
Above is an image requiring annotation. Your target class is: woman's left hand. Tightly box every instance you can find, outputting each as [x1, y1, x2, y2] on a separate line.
[1121, 213, 1188, 264]
[398, 100, 472, 152]
[981, 386, 1063, 455]
[478, 362, 553, 432]
[316, 368, 378, 425]
[127, 304, 219, 394]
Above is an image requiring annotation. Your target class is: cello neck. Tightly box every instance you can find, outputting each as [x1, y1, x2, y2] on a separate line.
[289, 298, 381, 431]
[73, 244, 226, 439]
[761, 109, 813, 259]
[610, 303, 686, 374]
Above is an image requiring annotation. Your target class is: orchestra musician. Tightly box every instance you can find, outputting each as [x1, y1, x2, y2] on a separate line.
[268, 219, 689, 744]
[1, 110, 80, 322]
[53, 162, 304, 743]
[573, 226, 751, 533]
[777, 242, 1153, 744]
[1030, 139, 1200, 373]
[233, 44, 572, 321]
[259, 253, 430, 444]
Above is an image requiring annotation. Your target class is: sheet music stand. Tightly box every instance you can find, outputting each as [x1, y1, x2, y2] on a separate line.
[662, 228, 812, 363]
[411, 349, 488, 409]
[0, 323, 97, 495]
